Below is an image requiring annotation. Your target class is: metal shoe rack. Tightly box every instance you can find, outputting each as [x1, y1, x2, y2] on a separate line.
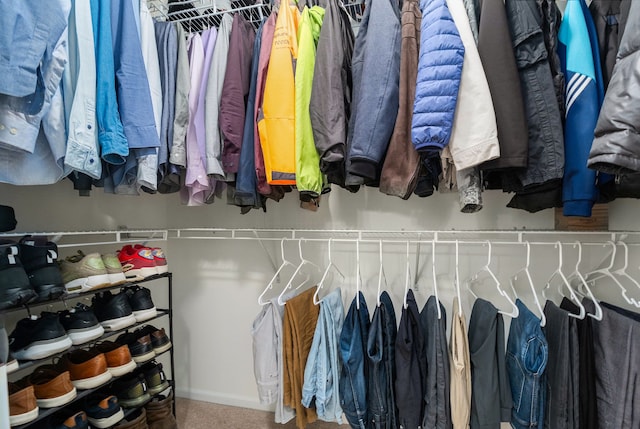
[0, 230, 175, 429]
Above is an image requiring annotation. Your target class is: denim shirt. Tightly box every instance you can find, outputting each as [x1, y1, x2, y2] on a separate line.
[302, 288, 345, 423]
[506, 299, 548, 429]
[63, 0, 102, 180]
[340, 291, 370, 429]
[90, 0, 128, 165]
[0, 27, 70, 185]
[0, 0, 70, 98]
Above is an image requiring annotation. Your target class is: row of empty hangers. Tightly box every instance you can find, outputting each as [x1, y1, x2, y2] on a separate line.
[257, 238, 640, 327]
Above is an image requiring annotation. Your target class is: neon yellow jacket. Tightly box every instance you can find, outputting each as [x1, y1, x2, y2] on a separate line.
[258, 3, 300, 185]
[295, 6, 325, 198]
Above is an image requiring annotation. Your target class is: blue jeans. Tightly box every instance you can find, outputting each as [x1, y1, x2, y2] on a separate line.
[340, 291, 370, 429]
[506, 299, 548, 429]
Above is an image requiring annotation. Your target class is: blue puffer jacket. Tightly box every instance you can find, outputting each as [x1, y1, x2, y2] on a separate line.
[411, 0, 465, 153]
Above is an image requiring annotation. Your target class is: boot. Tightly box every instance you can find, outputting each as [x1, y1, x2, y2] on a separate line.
[113, 407, 148, 429]
[145, 390, 177, 429]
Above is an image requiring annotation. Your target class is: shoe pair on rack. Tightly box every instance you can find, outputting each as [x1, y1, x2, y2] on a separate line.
[59, 251, 128, 294]
[93, 285, 158, 331]
[116, 325, 172, 364]
[117, 244, 168, 281]
[8, 303, 105, 361]
[0, 236, 66, 310]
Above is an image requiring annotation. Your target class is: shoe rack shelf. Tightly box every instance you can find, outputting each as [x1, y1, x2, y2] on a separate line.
[5, 273, 176, 429]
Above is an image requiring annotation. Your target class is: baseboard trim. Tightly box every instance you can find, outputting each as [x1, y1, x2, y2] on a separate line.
[174, 388, 275, 412]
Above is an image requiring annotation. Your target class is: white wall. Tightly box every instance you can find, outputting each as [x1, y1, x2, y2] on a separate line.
[2, 181, 640, 412]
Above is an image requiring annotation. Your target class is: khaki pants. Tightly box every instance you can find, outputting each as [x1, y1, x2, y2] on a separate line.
[450, 297, 471, 429]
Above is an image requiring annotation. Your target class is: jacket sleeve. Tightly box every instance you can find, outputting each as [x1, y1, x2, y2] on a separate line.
[411, 0, 465, 153]
[589, 0, 640, 174]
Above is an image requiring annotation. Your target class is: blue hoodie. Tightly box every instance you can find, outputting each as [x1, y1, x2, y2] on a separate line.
[558, 0, 604, 217]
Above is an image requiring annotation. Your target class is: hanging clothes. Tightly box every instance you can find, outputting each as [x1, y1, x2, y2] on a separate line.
[258, 2, 300, 186]
[251, 296, 295, 424]
[450, 298, 471, 429]
[411, 0, 464, 196]
[301, 288, 345, 423]
[421, 296, 452, 429]
[345, 0, 401, 188]
[502, 0, 565, 214]
[468, 298, 512, 429]
[583, 300, 640, 427]
[205, 13, 233, 181]
[379, 0, 422, 200]
[310, 0, 354, 189]
[170, 23, 189, 170]
[340, 291, 370, 429]
[395, 289, 426, 429]
[220, 13, 256, 177]
[235, 18, 266, 210]
[295, 5, 326, 205]
[0, 4, 70, 186]
[558, 0, 603, 217]
[588, 0, 640, 176]
[366, 291, 398, 428]
[282, 286, 320, 429]
[589, 0, 631, 89]
[543, 300, 579, 429]
[506, 299, 547, 429]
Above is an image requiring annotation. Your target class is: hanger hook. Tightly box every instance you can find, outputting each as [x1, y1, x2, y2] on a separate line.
[619, 241, 629, 271]
[298, 239, 304, 261]
[556, 241, 563, 271]
[574, 241, 582, 272]
[455, 240, 462, 314]
[606, 241, 617, 270]
[485, 240, 492, 267]
[525, 241, 531, 269]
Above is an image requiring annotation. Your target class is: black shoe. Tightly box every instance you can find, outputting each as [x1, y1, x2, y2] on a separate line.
[0, 240, 37, 310]
[59, 303, 105, 345]
[92, 290, 136, 332]
[139, 360, 170, 396]
[136, 324, 172, 354]
[116, 331, 155, 363]
[85, 394, 125, 428]
[9, 312, 72, 360]
[19, 235, 66, 302]
[124, 285, 157, 322]
[111, 372, 151, 408]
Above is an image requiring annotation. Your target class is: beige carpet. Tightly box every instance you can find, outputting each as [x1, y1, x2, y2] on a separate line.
[175, 397, 344, 428]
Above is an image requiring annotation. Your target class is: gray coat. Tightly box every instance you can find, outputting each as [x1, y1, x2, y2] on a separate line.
[588, 0, 640, 174]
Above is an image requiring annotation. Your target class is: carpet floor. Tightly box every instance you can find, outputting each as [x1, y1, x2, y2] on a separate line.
[175, 397, 344, 428]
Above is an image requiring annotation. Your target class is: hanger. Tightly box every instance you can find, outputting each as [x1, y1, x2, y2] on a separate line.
[467, 241, 519, 318]
[542, 242, 585, 319]
[403, 241, 412, 309]
[611, 241, 640, 307]
[510, 242, 545, 326]
[583, 241, 637, 307]
[258, 238, 295, 305]
[277, 240, 321, 305]
[454, 240, 462, 315]
[314, 238, 346, 305]
[431, 241, 442, 319]
[569, 242, 603, 320]
[376, 240, 388, 307]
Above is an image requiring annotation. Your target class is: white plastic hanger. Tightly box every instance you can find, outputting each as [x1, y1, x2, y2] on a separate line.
[542, 242, 585, 319]
[454, 241, 463, 315]
[569, 242, 603, 320]
[467, 241, 519, 318]
[611, 241, 640, 307]
[277, 240, 321, 305]
[314, 238, 346, 305]
[510, 242, 546, 326]
[583, 241, 637, 307]
[258, 238, 295, 305]
[403, 241, 412, 309]
[431, 240, 442, 319]
[356, 239, 363, 310]
[376, 240, 388, 307]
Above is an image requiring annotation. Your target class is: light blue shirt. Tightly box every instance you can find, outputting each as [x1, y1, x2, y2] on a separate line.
[302, 288, 345, 423]
[0, 27, 70, 185]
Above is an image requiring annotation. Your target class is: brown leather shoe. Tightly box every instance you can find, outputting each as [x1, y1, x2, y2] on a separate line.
[29, 365, 77, 408]
[60, 348, 112, 389]
[116, 332, 155, 363]
[95, 341, 137, 376]
[136, 325, 172, 354]
[145, 390, 177, 429]
[8, 382, 39, 426]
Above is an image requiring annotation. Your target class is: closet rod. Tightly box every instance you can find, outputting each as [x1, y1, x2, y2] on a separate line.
[168, 2, 266, 22]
